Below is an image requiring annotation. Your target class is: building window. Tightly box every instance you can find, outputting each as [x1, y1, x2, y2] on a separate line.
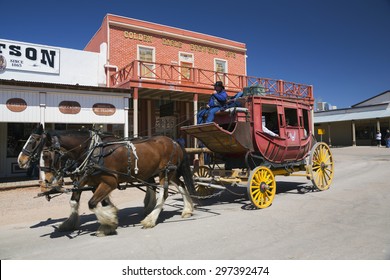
[180, 62, 192, 80]
[214, 59, 227, 85]
[138, 46, 155, 78]
[356, 122, 374, 140]
[7, 123, 36, 157]
[179, 53, 194, 80]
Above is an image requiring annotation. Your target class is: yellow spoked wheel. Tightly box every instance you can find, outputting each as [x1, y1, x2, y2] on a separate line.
[193, 166, 214, 197]
[308, 142, 334, 191]
[247, 166, 276, 209]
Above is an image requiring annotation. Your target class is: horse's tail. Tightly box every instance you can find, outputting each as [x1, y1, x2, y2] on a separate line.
[178, 146, 199, 204]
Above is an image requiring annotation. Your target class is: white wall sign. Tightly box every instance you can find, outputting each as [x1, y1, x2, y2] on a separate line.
[0, 40, 60, 74]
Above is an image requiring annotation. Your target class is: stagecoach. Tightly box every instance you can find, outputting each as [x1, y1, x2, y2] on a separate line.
[181, 81, 334, 208]
[17, 79, 334, 236]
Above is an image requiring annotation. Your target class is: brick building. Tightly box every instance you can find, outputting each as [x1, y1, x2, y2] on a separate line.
[85, 14, 248, 139]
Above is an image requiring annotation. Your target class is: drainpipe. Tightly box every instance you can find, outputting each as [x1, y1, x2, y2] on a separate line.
[105, 65, 118, 87]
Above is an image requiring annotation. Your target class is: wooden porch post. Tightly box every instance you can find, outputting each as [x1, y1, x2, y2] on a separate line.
[147, 100, 152, 137]
[376, 118, 381, 147]
[327, 123, 332, 147]
[193, 93, 198, 159]
[124, 97, 129, 138]
[352, 120, 356, 146]
[133, 88, 139, 138]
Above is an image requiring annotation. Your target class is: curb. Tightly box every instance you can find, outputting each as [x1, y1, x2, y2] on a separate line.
[0, 178, 73, 191]
[0, 180, 39, 191]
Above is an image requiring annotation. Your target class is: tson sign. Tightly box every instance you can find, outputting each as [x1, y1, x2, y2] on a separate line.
[0, 40, 60, 74]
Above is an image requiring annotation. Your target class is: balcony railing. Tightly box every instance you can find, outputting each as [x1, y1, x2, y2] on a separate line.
[110, 60, 313, 100]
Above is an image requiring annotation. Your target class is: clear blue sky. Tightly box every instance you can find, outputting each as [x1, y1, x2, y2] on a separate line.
[1, 0, 389, 108]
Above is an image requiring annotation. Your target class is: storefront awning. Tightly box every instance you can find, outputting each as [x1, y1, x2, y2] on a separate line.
[315, 106, 390, 123]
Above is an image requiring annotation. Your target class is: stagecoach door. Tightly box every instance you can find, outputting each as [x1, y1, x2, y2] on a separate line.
[283, 107, 301, 145]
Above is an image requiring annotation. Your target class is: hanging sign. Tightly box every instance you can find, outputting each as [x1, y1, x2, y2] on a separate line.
[318, 128, 325, 135]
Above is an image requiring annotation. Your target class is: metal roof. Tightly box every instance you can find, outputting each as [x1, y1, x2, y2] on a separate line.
[0, 79, 132, 95]
[314, 103, 390, 123]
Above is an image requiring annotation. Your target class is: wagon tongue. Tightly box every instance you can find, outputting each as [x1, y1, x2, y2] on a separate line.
[35, 186, 67, 201]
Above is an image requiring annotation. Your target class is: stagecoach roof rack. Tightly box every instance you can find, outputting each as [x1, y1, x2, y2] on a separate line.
[243, 77, 314, 104]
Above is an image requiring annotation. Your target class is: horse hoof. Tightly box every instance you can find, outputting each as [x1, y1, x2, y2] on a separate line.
[140, 218, 156, 229]
[96, 225, 117, 237]
[57, 215, 80, 232]
[181, 212, 193, 219]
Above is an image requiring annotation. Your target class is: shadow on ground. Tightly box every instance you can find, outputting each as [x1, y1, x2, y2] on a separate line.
[28, 181, 317, 238]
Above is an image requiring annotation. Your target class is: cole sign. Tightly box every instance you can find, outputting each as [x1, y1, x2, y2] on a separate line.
[0, 40, 60, 74]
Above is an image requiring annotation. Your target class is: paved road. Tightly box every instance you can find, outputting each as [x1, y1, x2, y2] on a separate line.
[0, 146, 390, 260]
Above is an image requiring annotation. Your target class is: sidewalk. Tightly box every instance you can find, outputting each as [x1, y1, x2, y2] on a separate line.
[0, 177, 73, 191]
[0, 177, 40, 191]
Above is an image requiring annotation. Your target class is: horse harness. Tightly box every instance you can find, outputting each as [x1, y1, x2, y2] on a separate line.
[22, 133, 45, 164]
[41, 130, 181, 194]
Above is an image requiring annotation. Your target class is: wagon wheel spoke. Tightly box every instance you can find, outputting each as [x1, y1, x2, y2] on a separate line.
[247, 166, 276, 209]
[308, 142, 334, 191]
[193, 166, 215, 197]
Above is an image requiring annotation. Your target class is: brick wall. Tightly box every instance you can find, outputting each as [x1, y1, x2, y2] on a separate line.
[107, 19, 246, 76]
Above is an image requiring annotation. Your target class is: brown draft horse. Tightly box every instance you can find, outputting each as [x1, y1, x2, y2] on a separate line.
[18, 124, 196, 237]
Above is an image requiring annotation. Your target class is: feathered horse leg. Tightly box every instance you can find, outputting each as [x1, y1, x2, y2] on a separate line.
[57, 191, 81, 232]
[88, 181, 118, 237]
[140, 175, 168, 229]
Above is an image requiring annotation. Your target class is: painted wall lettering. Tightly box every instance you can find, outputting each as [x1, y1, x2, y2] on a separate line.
[225, 51, 236, 58]
[0, 41, 60, 74]
[93, 103, 116, 116]
[58, 101, 81, 114]
[190, 44, 218, 54]
[162, 38, 182, 48]
[6, 98, 27, 112]
[124, 31, 153, 43]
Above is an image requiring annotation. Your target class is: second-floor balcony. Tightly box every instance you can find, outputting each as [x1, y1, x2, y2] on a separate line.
[110, 60, 313, 103]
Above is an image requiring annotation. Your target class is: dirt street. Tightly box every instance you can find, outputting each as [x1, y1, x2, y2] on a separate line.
[0, 146, 390, 260]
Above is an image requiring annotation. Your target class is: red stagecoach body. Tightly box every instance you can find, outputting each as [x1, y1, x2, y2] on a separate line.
[181, 81, 334, 209]
[182, 82, 315, 165]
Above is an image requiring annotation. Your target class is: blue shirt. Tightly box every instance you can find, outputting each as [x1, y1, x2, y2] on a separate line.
[208, 90, 227, 107]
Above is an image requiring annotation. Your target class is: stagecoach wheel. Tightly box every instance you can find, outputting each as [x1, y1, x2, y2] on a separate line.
[193, 166, 214, 197]
[308, 142, 334, 191]
[247, 166, 276, 209]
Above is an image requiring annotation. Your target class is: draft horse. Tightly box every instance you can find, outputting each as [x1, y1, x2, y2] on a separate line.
[18, 125, 196, 236]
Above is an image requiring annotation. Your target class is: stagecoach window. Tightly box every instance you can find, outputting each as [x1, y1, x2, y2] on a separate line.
[6, 123, 36, 157]
[302, 109, 310, 133]
[262, 104, 279, 134]
[284, 108, 298, 126]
